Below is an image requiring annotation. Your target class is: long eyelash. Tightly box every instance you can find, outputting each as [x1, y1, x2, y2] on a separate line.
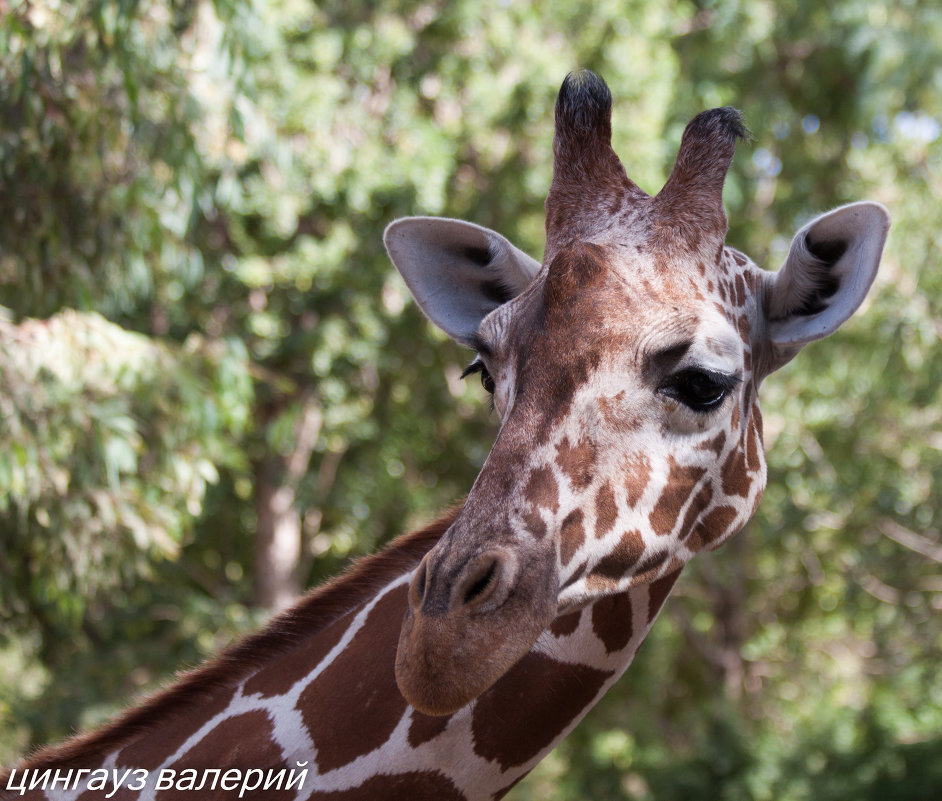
[461, 358, 496, 413]
[659, 367, 742, 414]
[688, 368, 742, 391]
[461, 359, 485, 380]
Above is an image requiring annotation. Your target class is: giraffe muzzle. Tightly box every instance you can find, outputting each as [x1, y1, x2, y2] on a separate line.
[395, 542, 556, 716]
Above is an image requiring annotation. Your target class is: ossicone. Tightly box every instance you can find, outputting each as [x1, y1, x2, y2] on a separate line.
[652, 107, 750, 255]
[662, 107, 749, 195]
[554, 70, 613, 144]
[545, 70, 643, 262]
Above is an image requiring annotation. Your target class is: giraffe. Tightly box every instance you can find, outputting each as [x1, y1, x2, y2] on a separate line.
[1, 70, 889, 801]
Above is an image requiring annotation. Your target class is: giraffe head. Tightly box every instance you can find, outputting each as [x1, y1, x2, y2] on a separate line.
[384, 71, 889, 716]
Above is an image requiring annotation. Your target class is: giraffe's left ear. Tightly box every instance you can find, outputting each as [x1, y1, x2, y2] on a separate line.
[762, 201, 890, 369]
[384, 217, 541, 346]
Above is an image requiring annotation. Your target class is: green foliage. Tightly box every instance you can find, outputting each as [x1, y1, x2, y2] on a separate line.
[1, 1, 941, 797]
[0, 308, 251, 610]
[0, 0, 211, 317]
[0, 305, 253, 747]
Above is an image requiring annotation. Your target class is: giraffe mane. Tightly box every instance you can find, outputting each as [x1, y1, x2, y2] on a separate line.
[3, 505, 461, 776]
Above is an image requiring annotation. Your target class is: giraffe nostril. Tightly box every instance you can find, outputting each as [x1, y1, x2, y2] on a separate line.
[453, 550, 518, 612]
[409, 556, 429, 611]
[462, 558, 497, 606]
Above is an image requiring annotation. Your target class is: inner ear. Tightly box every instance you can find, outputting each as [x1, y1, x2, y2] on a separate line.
[786, 233, 846, 317]
[463, 245, 491, 264]
[384, 217, 541, 346]
[806, 234, 848, 264]
[477, 276, 517, 307]
[762, 201, 890, 368]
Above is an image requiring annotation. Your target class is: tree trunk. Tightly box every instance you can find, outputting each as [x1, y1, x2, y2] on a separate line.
[253, 458, 303, 612]
[252, 398, 323, 612]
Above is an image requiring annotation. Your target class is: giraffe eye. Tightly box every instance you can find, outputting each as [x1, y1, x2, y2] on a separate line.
[661, 368, 739, 413]
[481, 369, 495, 394]
[461, 359, 496, 395]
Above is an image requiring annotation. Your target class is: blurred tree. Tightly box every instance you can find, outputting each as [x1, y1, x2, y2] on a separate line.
[1, 0, 940, 798]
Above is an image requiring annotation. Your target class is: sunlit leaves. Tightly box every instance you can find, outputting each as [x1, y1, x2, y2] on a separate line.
[0, 308, 251, 623]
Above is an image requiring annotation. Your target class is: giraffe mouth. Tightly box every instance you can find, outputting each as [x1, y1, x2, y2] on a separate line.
[394, 547, 557, 716]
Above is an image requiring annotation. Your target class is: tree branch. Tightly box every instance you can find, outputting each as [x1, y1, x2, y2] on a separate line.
[879, 519, 942, 564]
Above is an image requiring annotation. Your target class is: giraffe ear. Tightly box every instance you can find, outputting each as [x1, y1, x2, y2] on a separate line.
[384, 217, 541, 346]
[762, 201, 890, 369]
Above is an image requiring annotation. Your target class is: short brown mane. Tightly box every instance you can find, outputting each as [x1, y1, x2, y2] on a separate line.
[2, 506, 460, 777]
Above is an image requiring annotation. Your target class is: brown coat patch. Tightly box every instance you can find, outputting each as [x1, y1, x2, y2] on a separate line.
[242, 609, 354, 700]
[114, 686, 235, 772]
[525, 466, 560, 514]
[585, 573, 617, 592]
[588, 529, 645, 582]
[746, 404, 763, 471]
[306, 771, 466, 801]
[591, 592, 634, 653]
[471, 652, 612, 770]
[154, 711, 292, 801]
[598, 391, 641, 432]
[561, 559, 588, 592]
[697, 430, 727, 455]
[687, 276, 705, 301]
[689, 505, 739, 550]
[649, 459, 707, 536]
[556, 437, 596, 489]
[734, 274, 746, 306]
[632, 548, 671, 585]
[647, 569, 683, 623]
[299, 585, 409, 773]
[737, 314, 751, 344]
[521, 508, 547, 539]
[678, 482, 714, 545]
[721, 447, 751, 498]
[559, 510, 586, 566]
[594, 481, 618, 538]
[623, 453, 652, 507]
[550, 609, 582, 638]
[408, 711, 454, 749]
[730, 401, 741, 431]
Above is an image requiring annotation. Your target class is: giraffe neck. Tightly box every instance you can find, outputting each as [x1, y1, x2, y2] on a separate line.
[2, 508, 679, 801]
[1, 512, 452, 799]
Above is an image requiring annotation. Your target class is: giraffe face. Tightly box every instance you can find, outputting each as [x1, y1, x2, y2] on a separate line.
[394, 241, 766, 716]
[385, 72, 889, 716]
[477, 241, 768, 609]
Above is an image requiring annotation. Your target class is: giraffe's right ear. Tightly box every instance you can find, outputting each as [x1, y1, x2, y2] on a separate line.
[762, 201, 890, 371]
[384, 217, 541, 346]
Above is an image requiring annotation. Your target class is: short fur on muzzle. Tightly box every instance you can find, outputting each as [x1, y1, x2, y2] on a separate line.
[395, 545, 557, 715]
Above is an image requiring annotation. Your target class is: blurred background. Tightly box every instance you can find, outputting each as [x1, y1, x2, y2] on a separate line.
[1, 0, 940, 798]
